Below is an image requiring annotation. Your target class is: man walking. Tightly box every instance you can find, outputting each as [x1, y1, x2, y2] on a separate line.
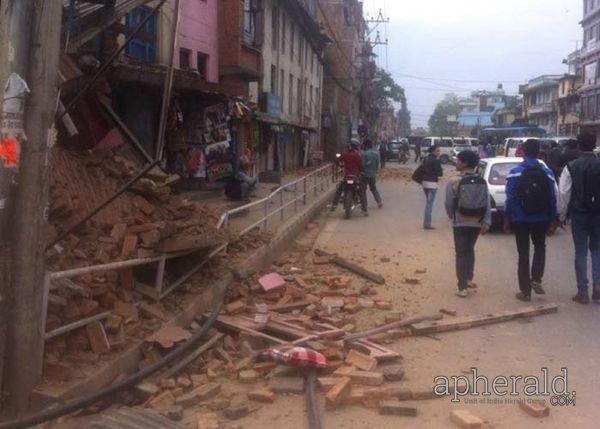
[362, 139, 383, 209]
[414, 139, 422, 163]
[505, 139, 557, 302]
[445, 151, 491, 297]
[558, 133, 600, 304]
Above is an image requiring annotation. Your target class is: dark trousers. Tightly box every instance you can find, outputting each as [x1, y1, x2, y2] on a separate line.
[414, 148, 421, 162]
[362, 176, 382, 205]
[513, 221, 549, 295]
[454, 227, 481, 291]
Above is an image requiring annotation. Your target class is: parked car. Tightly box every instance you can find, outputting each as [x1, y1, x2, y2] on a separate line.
[503, 137, 540, 157]
[475, 157, 552, 225]
[422, 137, 478, 164]
[386, 138, 409, 161]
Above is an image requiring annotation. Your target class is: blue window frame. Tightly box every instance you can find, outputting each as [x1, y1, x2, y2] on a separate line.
[125, 6, 157, 62]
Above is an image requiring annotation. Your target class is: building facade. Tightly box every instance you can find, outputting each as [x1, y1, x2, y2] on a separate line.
[557, 73, 581, 136]
[519, 75, 562, 135]
[251, 0, 325, 172]
[577, 0, 600, 138]
[457, 85, 513, 135]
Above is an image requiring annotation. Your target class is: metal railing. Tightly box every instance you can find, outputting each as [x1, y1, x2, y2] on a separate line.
[217, 163, 338, 238]
[38, 163, 337, 348]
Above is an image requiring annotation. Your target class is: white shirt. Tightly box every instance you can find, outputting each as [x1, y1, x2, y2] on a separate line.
[558, 167, 572, 222]
[422, 181, 438, 190]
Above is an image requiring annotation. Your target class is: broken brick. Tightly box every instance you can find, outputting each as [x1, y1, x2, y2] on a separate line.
[379, 400, 418, 417]
[519, 400, 550, 418]
[450, 410, 484, 429]
[348, 370, 384, 386]
[403, 278, 421, 285]
[382, 366, 405, 382]
[135, 382, 160, 400]
[121, 234, 138, 258]
[238, 370, 260, 384]
[148, 390, 176, 410]
[375, 301, 392, 310]
[268, 377, 305, 394]
[140, 302, 170, 321]
[317, 377, 342, 392]
[325, 377, 352, 410]
[114, 301, 139, 322]
[86, 321, 111, 354]
[247, 388, 275, 403]
[226, 300, 247, 315]
[79, 299, 100, 317]
[223, 405, 249, 420]
[196, 412, 219, 429]
[345, 349, 377, 371]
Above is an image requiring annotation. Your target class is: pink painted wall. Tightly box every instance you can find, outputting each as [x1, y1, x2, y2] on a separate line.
[177, 0, 219, 83]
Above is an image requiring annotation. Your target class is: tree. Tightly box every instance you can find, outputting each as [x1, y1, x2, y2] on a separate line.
[397, 101, 411, 136]
[373, 67, 406, 108]
[428, 93, 461, 136]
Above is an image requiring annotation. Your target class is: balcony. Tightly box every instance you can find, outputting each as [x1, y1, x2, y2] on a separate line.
[527, 103, 556, 115]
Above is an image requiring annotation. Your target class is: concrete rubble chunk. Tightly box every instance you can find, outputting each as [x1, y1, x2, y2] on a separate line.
[134, 381, 159, 400]
[345, 349, 377, 371]
[223, 405, 250, 420]
[382, 366, 405, 382]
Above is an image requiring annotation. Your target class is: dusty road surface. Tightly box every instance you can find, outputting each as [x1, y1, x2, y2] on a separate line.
[242, 162, 600, 429]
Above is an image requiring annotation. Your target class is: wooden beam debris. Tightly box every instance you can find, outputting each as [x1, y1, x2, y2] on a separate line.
[314, 249, 385, 285]
[410, 304, 559, 336]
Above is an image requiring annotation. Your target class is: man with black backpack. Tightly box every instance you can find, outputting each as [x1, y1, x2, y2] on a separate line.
[505, 139, 558, 302]
[558, 133, 600, 304]
[445, 151, 491, 297]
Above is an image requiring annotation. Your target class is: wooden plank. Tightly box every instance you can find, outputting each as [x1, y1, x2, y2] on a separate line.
[268, 300, 311, 313]
[314, 249, 385, 284]
[410, 304, 559, 336]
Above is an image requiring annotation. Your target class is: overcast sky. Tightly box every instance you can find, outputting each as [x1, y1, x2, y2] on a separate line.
[362, 0, 583, 128]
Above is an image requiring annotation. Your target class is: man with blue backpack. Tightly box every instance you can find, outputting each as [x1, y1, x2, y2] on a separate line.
[505, 139, 558, 302]
[445, 151, 491, 298]
[558, 133, 600, 304]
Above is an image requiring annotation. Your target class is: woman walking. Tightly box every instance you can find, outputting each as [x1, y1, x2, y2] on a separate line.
[420, 145, 443, 230]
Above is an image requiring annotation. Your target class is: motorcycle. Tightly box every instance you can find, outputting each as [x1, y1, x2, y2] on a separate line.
[341, 175, 362, 219]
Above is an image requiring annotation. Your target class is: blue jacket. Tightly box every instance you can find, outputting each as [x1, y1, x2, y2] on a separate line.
[505, 157, 557, 223]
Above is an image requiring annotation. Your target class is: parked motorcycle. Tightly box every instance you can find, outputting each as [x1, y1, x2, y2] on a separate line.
[341, 175, 362, 219]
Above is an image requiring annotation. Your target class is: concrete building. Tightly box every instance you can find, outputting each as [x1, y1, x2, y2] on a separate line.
[557, 74, 582, 136]
[251, 0, 326, 172]
[457, 85, 510, 135]
[317, 0, 366, 159]
[519, 75, 562, 135]
[577, 0, 600, 138]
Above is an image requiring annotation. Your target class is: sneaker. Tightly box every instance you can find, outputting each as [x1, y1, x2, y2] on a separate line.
[515, 292, 531, 302]
[456, 290, 469, 298]
[572, 293, 590, 305]
[531, 281, 546, 295]
[378, 202, 383, 209]
[467, 281, 478, 289]
[593, 285, 600, 302]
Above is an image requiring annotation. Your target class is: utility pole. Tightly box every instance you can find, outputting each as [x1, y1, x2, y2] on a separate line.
[1, 0, 62, 415]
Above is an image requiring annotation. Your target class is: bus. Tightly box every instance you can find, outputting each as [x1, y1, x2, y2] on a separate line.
[480, 126, 547, 143]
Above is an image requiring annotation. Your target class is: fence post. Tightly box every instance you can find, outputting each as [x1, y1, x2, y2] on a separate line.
[263, 199, 269, 230]
[303, 177, 307, 205]
[294, 182, 298, 212]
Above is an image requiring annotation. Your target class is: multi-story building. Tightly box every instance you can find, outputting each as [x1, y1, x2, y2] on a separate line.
[557, 74, 582, 136]
[457, 85, 511, 135]
[577, 0, 600, 138]
[251, 0, 326, 172]
[317, 0, 366, 158]
[519, 75, 562, 135]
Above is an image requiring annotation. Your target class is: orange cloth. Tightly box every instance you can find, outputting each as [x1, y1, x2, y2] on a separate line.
[0, 138, 18, 167]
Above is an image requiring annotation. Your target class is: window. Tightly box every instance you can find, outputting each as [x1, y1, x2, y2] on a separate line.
[280, 69, 285, 110]
[197, 52, 208, 79]
[243, 0, 257, 46]
[488, 163, 519, 186]
[290, 24, 295, 60]
[297, 77, 302, 116]
[271, 65, 278, 95]
[272, 7, 279, 51]
[179, 48, 191, 69]
[281, 12, 286, 55]
[289, 74, 294, 114]
[125, 6, 157, 62]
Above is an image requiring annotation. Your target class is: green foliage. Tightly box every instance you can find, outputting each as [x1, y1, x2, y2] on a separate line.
[428, 93, 461, 136]
[373, 67, 406, 108]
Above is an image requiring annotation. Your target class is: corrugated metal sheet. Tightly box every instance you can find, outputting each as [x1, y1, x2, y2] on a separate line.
[63, 0, 160, 52]
[54, 408, 186, 429]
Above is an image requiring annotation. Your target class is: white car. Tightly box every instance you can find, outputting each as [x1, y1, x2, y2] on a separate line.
[421, 137, 479, 164]
[474, 157, 552, 225]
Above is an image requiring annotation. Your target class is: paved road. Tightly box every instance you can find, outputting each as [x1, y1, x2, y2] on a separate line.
[245, 162, 600, 429]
